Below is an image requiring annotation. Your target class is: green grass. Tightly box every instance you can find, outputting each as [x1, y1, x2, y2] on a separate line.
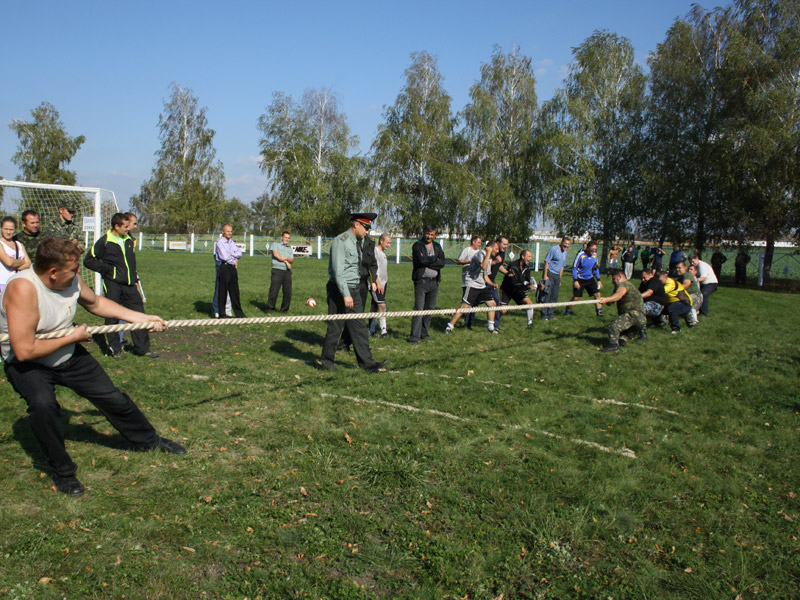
[1, 252, 798, 599]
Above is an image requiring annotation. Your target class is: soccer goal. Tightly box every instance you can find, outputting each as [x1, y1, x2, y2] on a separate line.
[0, 180, 119, 291]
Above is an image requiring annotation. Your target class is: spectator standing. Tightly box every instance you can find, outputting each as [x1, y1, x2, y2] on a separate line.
[84, 213, 158, 359]
[651, 245, 666, 271]
[266, 231, 294, 312]
[369, 233, 392, 337]
[669, 246, 687, 276]
[622, 246, 636, 280]
[42, 205, 83, 253]
[1, 217, 31, 292]
[214, 224, 246, 319]
[710, 247, 727, 280]
[735, 248, 751, 285]
[409, 225, 446, 344]
[14, 210, 42, 264]
[640, 246, 651, 274]
[541, 237, 571, 320]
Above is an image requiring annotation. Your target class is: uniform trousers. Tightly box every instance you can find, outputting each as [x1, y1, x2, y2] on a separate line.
[608, 310, 646, 345]
[321, 281, 378, 369]
[4, 345, 159, 477]
[102, 279, 149, 355]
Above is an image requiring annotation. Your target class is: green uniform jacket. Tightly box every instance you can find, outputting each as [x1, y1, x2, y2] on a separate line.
[328, 230, 361, 298]
[42, 219, 81, 244]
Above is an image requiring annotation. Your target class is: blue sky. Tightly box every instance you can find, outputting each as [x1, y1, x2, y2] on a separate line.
[1, 0, 707, 210]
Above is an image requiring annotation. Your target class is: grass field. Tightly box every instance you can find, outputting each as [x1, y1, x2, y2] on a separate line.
[1, 252, 798, 600]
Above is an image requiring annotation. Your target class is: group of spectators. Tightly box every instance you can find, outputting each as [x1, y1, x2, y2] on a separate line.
[1, 206, 156, 360]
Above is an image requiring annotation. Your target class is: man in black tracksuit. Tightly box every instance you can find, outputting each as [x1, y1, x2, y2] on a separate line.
[84, 213, 156, 359]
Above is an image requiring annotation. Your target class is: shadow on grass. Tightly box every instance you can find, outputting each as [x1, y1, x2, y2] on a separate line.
[249, 299, 270, 313]
[285, 328, 324, 346]
[12, 408, 137, 471]
[193, 300, 213, 316]
[174, 391, 244, 409]
[270, 339, 319, 363]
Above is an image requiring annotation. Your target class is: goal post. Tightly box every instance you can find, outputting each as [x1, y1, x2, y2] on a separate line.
[0, 180, 119, 292]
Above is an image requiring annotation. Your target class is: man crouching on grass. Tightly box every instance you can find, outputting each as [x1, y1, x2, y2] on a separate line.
[0, 238, 186, 496]
[597, 270, 648, 353]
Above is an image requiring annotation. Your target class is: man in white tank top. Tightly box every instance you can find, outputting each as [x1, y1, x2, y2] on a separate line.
[0, 238, 186, 496]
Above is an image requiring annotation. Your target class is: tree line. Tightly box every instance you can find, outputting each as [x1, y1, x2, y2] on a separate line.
[6, 0, 798, 280]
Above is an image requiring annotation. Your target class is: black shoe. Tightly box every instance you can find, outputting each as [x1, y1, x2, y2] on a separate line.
[137, 351, 160, 359]
[380, 332, 389, 338]
[600, 344, 619, 353]
[320, 360, 338, 371]
[638, 330, 649, 342]
[52, 474, 85, 496]
[618, 338, 627, 347]
[364, 359, 387, 373]
[110, 349, 124, 360]
[149, 437, 187, 455]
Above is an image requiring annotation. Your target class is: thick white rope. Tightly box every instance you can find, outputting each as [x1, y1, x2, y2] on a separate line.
[0, 298, 601, 342]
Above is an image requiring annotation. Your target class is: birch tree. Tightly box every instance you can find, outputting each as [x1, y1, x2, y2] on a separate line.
[132, 83, 226, 233]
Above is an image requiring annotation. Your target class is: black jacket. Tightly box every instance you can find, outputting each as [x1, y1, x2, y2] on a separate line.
[84, 230, 138, 286]
[411, 239, 446, 282]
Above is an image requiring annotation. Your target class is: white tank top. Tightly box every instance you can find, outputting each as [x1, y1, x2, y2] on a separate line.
[0, 269, 81, 367]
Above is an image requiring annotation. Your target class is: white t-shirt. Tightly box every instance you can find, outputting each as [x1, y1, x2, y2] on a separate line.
[375, 247, 388, 286]
[697, 260, 718, 285]
[466, 250, 491, 289]
[458, 246, 478, 286]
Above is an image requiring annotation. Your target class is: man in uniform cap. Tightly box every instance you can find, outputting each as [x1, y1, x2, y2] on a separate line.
[42, 205, 83, 253]
[320, 213, 387, 372]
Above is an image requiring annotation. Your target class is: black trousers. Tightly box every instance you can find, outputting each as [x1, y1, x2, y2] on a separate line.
[321, 281, 377, 369]
[103, 279, 149, 355]
[218, 263, 246, 318]
[266, 268, 292, 312]
[340, 277, 369, 348]
[4, 345, 159, 477]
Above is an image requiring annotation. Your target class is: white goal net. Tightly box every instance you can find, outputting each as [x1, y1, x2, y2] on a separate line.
[0, 180, 119, 291]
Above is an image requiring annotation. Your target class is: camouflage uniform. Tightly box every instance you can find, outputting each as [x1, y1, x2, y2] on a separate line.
[13, 231, 42, 264]
[608, 281, 646, 345]
[42, 219, 82, 246]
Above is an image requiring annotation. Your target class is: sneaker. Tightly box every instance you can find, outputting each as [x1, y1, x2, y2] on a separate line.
[600, 344, 619, 353]
[444, 325, 454, 334]
[380, 331, 388, 338]
[51, 473, 85, 496]
[564, 310, 573, 316]
[110, 350, 124, 360]
[137, 351, 160, 359]
[489, 328, 500, 335]
[638, 330, 649, 342]
[527, 320, 533, 327]
[596, 309, 603, 317]
[670, 328, 680, 335]
[618, 338, 627, 347]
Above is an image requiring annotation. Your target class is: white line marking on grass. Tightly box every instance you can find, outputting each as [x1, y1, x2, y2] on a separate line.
[321, 393, 635, 459]
[320, 393, 464, 421]
[414, 372, 512, 388]
[596, 398, 680, 415]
